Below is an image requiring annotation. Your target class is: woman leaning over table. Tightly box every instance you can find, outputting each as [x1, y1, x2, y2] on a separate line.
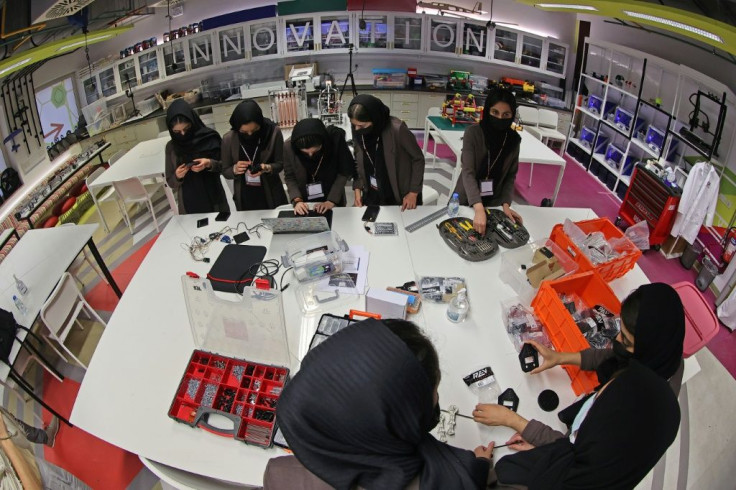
[283, 118, 354, 215]
[348, 94, 425, 211]
[452, 88, 523, 235]
[471, 283, 684, 489]
[164, 99, 229, 214]
[221, 99, 288, 210]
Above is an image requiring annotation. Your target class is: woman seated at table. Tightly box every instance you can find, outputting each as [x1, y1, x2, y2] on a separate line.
[221, 99, 287, 210]
[348, 95, 425, 211]
[472, 283, 684, 489]
[452, 88, 522, 234]
[264, 319, 495, 489]
[283, 118, 354, 215]
[164, 99, 229, 214]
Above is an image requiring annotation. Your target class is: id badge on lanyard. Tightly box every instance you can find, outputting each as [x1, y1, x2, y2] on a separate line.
[370, 176, 379, 191]
[307, 182, 324, 199]
[480, 179, 494, 196]
[245, 173, 262, 186]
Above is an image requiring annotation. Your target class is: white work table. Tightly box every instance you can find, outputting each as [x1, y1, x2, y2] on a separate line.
[71, 206, 650, 487]
[87, 136, 169, 190]
[423, 116, 567, 204]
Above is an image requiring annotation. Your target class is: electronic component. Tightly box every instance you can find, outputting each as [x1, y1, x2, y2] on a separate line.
[234, 231, 250, 244]
[519, 343, 540, 373]
[197, 217, 209, 228]
[484, 209, 530, 249]
[216, 211, 231, 222]
[437, 217, 499, 262]
[372, 222, 398, 236]
[538, 389, 559, 412]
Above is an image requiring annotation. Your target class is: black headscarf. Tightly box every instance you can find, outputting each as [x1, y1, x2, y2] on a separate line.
[166, 99, 223, 213]
[166, 99, 221, 161]
[277, 319, 489, 490]
[229, 99, 275, 144]
[290, 118, 331, 156]
[596, 282, 685, 384]
[496, 361, 681, 490]
[348, 94, 391, 136]
[478, 88, 521, 154]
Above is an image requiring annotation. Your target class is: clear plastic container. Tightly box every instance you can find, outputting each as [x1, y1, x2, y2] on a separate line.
[447, 193, 460, 217]
[280, 231, 349, 284]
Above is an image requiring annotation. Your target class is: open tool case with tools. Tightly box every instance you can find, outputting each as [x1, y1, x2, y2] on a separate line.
[168, 276, 291, 448]
[437, 209, 530, 261]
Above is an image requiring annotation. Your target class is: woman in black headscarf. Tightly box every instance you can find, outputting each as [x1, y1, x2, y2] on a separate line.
[164, 99, 229, 214]
[264, 319, 493, 490]
[348, 95, 425, 211]
[220, 99, 287, 210]
[452, 88, 523, 234]
[283, 118, 354, 215]
[472, 283, 684, 489]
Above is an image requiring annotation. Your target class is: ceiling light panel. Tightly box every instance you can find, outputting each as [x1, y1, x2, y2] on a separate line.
[623, 11, 724, 43]
[536, 4, 598, 10]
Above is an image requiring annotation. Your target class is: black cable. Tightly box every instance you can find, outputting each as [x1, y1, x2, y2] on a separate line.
[280, 267, 293, 292]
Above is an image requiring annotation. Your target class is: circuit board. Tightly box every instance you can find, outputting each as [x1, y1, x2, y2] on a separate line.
[485, 209, 530, 249]
[437, 217, 499, 262]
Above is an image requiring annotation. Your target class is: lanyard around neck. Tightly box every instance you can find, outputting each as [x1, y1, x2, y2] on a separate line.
[310, 154, 324, 183]
[240, 139, 260, 164]
[361, 135, 380, 175]
[486, 132, 508, 180]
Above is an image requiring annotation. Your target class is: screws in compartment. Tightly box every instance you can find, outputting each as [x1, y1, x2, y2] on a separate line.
[186, 378, 201, 399]
[232, 365, 245, 381]
[213, 360, 226, 369]
[248, 393, 257, 404]
[202, 384, 217, 407]
[254, 409, 275, 422]
[253, 379, 261, 391]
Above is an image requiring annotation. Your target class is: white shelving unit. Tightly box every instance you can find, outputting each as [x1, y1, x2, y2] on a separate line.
[565, 38, 735, 218]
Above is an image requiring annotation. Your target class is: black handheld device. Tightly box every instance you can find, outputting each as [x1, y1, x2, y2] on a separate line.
[196, 217, 209, 228]
[362, 205, 379, 222]
[215, 211, 230, 222]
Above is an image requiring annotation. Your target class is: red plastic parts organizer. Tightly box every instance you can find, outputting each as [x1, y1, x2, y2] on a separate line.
[532, 271, 622, 395]
[549, 218, 641, 282]
[168, 350, 289, 448]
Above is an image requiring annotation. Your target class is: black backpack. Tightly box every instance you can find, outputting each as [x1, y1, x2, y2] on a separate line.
[0, 308, 19, 363]
[0, 168, 21, 198]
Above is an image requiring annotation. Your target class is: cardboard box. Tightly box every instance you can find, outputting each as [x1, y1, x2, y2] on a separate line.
[526, 256, 566, 288]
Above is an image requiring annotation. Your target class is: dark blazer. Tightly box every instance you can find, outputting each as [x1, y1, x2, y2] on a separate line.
[164, 141, 229, 214]
[353, 116, 425, 202]
[452, 124, 520, 208]
[220, 128, 288, 210]
[283, 127, 354, 206]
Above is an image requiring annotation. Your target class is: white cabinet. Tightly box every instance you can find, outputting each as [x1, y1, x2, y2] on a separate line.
[316, 12, 353, 52]
[246, 18, 280, 60]
[117, 58, 138, 91]
[545, 41, 567, 76]
[389, 13, 425, 53]
[281, 14, 318, 54]
[427, 18, 459, 57]
[137, 49, 162, 86]
[98, 66, 117, 98]
[354, 13, 389, 52]
[458, 20, 491, 60]
[82, 75, 100, 105]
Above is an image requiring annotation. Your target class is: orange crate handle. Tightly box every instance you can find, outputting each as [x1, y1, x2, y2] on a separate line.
[349, 309, 381, 320]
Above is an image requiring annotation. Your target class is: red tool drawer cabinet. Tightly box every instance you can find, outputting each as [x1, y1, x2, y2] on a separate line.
[617, 164, 682, 248]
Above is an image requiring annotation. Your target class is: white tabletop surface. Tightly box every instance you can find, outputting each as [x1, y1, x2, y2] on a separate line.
[71, 206, 650, 486]
[0, 224, 97, 380]
[88, 137, 169, 189]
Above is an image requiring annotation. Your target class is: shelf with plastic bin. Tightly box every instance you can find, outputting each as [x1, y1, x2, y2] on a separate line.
[575, 106, 601, 121]
[605, 82, 638, 101]
[629, 136, 660, 159]
[568, 137, 594, 153]
[600, 116, 635, 139]
[592, 153, 621, 177]
[168, 350, 289, 448]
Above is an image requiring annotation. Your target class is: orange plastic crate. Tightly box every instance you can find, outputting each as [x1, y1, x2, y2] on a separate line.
[532, 271, 621, 395]
[549, 218, 641, 282]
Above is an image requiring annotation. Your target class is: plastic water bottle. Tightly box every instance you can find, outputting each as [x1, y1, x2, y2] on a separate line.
[12, 295, 27, 316]
[447, 192, 460, 217]
[13, 274, 28, 296]
[447, 288, 469, 323]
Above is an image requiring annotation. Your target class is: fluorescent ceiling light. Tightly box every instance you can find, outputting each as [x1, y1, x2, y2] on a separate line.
[623, 11, 723, 43]
[0, 58, 32, 76]
[536, 3, 598, 10]
[56, 34, 114, 52]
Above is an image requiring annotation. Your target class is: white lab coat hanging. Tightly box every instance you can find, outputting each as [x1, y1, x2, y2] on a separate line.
[670, 162, 720, 244]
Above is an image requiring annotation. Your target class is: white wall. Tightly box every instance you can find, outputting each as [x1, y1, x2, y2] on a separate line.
[581, 15, 736, 93]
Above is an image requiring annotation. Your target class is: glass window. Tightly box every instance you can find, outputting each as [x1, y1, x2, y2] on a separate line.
[494, 29, 517, 62]
[163, 40, 186, 76]
[118, 59, 137, 89]
[285, 18, 315, 52]
[138, 51, 160, 84]
[358, 15, 387, 49]
[429, 19, 456, 54]
[393, 16, 422, 51]
[189, 35, 214, 69]
[521, 35, 542, 68]
[99, 67, 116, 97]
[219, 27, 245, 63]
[250, 21, 278, 58]
[462, 23, 487, 57]
[320, 16, 350, 50]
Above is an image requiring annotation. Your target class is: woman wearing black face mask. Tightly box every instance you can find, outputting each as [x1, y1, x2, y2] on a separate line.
[164, 99, 229, 214]
[221, 99, 288, 210]
[452, 88, 522, 235]
[263, 319, 496, 490]
[471, 283, 684, 489]
[283, 118, 355, 215]
[348, 95, 425, 211]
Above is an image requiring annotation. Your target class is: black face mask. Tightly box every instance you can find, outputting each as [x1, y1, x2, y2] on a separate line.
[171, 131, 191, 143]
[487, 115, 514, 132]
[612, 339, 634, 360]
[354, 126, 373, 137]
[309, 149, 323, 161]
[239, 132, 259, 144]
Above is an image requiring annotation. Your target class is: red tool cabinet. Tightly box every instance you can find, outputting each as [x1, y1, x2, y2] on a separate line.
[616, 164, 682, 248]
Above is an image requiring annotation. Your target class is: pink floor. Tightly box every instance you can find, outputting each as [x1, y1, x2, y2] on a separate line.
[426, 137, 736, 378]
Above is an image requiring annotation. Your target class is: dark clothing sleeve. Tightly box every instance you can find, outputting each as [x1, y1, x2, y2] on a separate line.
[397, 121, 425, 195]
[220, 131, 237, 180]
[283, 142, 302, 203]
[498, 144, 519, 207]
[460, 127, 484, 207]
[327, 136, 354, 204]
[521, 419, 567, 447]
[579, 348, 615, 371]
[164, 142, 182, 190]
